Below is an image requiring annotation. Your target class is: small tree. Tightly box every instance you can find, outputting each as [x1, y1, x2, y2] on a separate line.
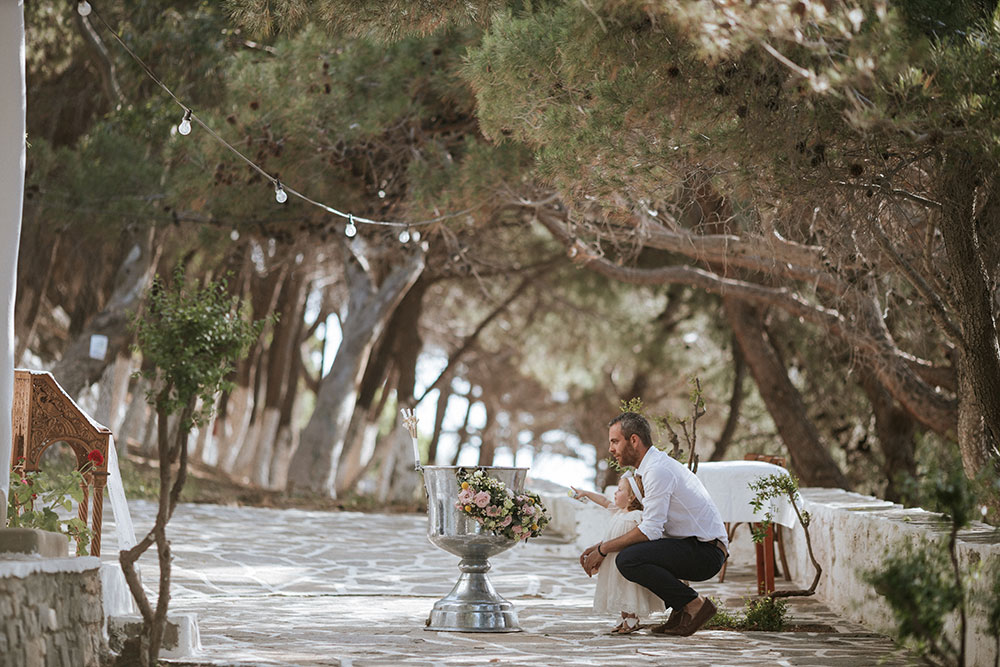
[748, 472, 823, 599]
[619, 377, 707, 472]
[119, 270, 266, 666]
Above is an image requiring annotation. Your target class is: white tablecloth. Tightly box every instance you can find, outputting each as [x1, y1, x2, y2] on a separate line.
[695, 461, 798, 527]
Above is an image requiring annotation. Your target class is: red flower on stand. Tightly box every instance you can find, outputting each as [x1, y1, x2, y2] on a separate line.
[87, 449, 104, 467]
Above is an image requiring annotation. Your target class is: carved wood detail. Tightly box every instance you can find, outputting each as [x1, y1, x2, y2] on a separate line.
[10, 369, 111, 556]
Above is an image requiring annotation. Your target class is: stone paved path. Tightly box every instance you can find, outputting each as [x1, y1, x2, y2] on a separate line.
[109, 500, 921, 666]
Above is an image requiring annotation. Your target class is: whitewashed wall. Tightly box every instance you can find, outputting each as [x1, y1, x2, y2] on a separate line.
[0, 1, 26, 526]
[783, 488, 1000, 667]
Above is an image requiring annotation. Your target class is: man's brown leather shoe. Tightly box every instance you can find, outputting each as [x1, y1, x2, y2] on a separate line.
[667, 597, 717, 637]
[648, 608, 684, 634]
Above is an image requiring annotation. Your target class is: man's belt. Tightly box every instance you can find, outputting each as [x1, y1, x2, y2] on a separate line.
[705, 538, 729, 559]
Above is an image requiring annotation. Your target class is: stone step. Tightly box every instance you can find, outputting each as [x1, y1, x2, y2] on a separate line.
[107, 612, 201, 659]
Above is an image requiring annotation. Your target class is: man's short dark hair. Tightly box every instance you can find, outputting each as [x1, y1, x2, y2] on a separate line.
[609, 411, 653, 448]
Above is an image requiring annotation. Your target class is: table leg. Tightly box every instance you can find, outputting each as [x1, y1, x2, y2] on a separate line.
[763, 523, 776, 594]
[753, 523, 765, 595]
[751, 523, 777, 595]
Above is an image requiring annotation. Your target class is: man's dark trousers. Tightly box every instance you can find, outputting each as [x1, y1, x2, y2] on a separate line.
[616, 536, 726, 609]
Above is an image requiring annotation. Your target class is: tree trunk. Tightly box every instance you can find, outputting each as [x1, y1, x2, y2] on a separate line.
[477, 400, 496, 467]
[379, 280, 427, 502]
[288, 248, 424, 495]
[860, 371, 916, 502]
[14, 230, 59, 365]
[217, 256, 284, 473]
[267, 287, 308, 490]
[939, 151, 1000, 480]
[427, 375, 453, 465]
[450, 397, 476, 466]
[710, 335, 745, 461]
[50, 228, 158, 398]
[249, 268, 307, 487]
[725, 298, 848, 487]
[117, 375, 150, 453]
[335, 277, 428, 496]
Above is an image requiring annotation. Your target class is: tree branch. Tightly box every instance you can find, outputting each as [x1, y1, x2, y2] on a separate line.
[535, 209, 958, 436]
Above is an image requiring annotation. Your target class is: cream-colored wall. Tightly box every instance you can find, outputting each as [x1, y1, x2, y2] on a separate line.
[783, 488, 1000, 667]
[0, 1, 26, 525]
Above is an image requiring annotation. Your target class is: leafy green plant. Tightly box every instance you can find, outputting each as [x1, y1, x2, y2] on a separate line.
[867, 539, 962, 664]
[865, 464, 982, 666]
[707, 595, 787, 631]
[707, 597, 743, 628]
[119, 269, 267, 667]
[743, 596, 787, 631]
[748, 472, 822, 598]
[6, 455, 99, 556]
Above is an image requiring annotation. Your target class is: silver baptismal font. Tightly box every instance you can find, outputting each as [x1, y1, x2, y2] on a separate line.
[422, 465, 527, 632]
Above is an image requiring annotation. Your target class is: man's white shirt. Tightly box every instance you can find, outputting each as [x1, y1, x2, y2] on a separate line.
[635, 446, 728, 547]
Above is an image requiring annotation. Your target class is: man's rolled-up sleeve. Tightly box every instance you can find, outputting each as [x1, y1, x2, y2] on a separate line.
[637, 466, 673, 540]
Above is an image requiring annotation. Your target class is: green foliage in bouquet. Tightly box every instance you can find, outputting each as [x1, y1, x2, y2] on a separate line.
[455, 468, 550, 541]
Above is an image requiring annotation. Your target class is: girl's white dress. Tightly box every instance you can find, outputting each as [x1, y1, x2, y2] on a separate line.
[593, 508, 666, 616]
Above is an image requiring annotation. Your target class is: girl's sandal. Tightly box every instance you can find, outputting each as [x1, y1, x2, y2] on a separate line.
[613, 617, 641, 634]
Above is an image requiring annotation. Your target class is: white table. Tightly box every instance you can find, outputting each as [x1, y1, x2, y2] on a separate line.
[695, 460, 797, 527]
[695, 460, 797, 593]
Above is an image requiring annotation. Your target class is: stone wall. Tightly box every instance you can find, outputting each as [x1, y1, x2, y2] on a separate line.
[0, 556, 107, 667]
[782, 488, 999, 667]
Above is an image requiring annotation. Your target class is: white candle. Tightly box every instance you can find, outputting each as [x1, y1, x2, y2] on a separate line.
[411, 436, 421, 467]
[401, 409, 420, 467]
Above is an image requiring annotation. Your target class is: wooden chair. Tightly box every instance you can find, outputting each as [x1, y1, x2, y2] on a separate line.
[717, 453, 792, 587]
[10, 369, 111, 556]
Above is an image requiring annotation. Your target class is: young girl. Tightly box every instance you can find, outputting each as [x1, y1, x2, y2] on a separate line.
[571, 472, 665, 633]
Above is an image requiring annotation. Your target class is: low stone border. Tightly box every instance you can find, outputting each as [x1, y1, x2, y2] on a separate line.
[782, 488, 1000, 666]
[0, 555, 106, 667]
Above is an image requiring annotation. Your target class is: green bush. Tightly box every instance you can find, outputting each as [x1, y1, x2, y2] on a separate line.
[743, 596, 787, 632]
[707, 595, 787, 631]
[865, 462, 984, 665]
[6, 459, 95, 555]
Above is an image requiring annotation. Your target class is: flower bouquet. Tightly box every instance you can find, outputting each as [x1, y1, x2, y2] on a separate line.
[455, 468, 550, 541]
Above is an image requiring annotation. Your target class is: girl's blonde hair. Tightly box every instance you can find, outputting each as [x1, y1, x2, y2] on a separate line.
[625, 474, 644, 512]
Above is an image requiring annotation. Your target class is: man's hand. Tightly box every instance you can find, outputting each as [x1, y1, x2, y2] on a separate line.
[579, 543, 605, 576]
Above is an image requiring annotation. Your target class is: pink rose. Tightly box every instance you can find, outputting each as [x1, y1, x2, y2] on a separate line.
[458, 488, 474, 504]
[522, 504, 535, 517]
[500, 515, 512, 527]
[486, 505, 501, 517]
[512, 525, 522, 534]
[474, 491, 491, 508]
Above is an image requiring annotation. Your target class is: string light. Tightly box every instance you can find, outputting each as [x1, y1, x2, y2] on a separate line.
[178, 109, 192, 136]
[81, 1, 489, 235]
[398, 229, 411, 243]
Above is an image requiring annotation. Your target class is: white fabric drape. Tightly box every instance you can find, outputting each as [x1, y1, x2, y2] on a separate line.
[0, 0, 26, 525]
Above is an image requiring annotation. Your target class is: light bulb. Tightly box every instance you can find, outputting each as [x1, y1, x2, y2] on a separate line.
[178, 110, 192, 136]
[274, 183, 288, 203]
[77, 1, 92, 17]
[398, 230, 411, 243]
[412, 231, 421, 242]
[345, 221, 358, 238]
